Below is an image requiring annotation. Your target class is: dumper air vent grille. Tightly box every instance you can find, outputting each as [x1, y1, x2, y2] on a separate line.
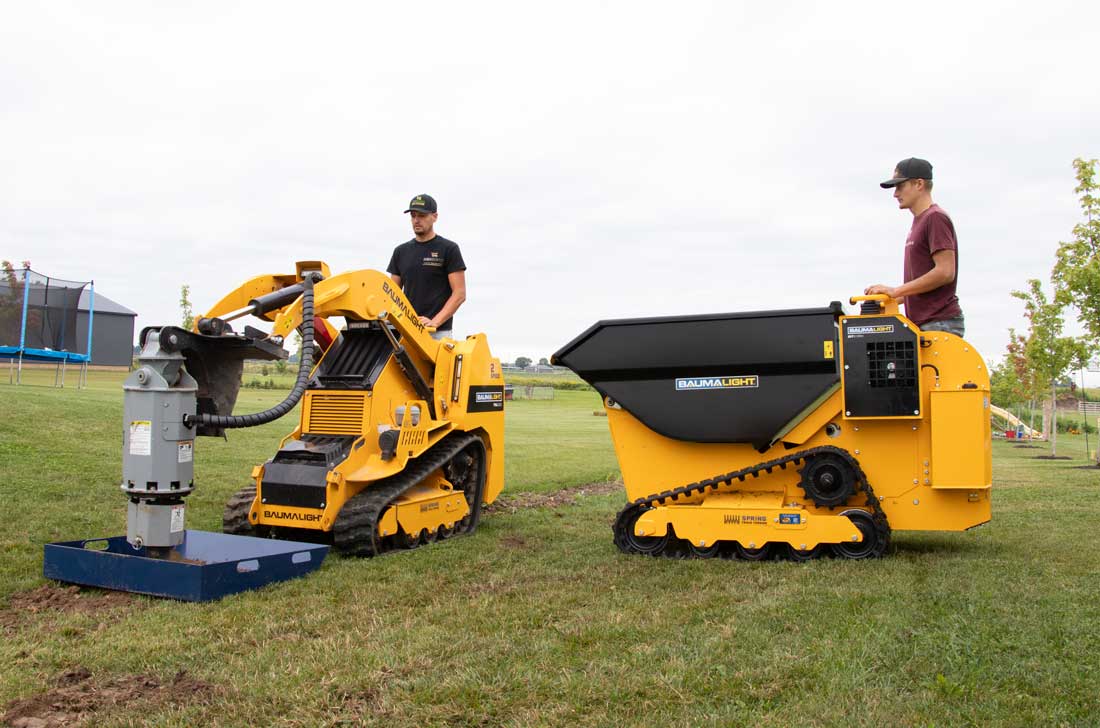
[306, 394, 366, 435]
[866, 341, 916, 388]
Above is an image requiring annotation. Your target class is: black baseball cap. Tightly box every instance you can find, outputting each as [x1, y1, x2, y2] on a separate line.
[880, 158, 933, 188]
[404, 194, 437, 213]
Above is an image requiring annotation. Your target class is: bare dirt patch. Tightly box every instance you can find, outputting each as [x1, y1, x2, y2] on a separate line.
[1, 585, 137, 632]
[483, 480, 622, 514]
[499, 535, 528, 549]
[2, 666, 218, 728]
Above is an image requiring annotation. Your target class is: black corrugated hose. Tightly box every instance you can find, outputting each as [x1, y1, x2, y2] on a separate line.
[187, 275, 317, 430]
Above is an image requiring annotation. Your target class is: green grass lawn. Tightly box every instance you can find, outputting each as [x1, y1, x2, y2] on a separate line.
[1, 372, 1098, 726]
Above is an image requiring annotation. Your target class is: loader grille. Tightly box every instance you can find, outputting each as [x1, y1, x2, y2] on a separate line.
[305, 393, 366, 435]
[400, 429, 427, 449]
[866, 340, 916, 388]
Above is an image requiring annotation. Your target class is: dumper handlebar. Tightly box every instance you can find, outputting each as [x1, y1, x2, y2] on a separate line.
[849, 294, 893, 305]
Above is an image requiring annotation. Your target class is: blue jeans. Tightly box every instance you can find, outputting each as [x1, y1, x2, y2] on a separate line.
[920, 317, 965, 337]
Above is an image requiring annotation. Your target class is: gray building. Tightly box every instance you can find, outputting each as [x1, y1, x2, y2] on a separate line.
[77, 290, 136, 367]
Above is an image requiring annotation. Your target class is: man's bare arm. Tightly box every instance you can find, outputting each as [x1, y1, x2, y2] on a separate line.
[423, 270, 467, 328]
[865, 250, 956, 299]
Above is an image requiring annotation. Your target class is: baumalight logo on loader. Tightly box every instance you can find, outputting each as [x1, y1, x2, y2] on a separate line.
[675, 375, 759, 391]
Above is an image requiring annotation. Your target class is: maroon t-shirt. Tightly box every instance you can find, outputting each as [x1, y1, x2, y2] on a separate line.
[903, 203, 962, 325]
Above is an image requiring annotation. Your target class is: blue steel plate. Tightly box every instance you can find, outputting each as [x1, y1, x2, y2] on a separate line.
[43, 530, 329, 602]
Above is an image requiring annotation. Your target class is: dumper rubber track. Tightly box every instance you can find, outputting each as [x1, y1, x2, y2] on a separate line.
[612, 445, 889, 561]
[332, 432, 486, 557]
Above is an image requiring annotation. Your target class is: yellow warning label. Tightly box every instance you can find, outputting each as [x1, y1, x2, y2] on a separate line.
[823, 341, 834, 359]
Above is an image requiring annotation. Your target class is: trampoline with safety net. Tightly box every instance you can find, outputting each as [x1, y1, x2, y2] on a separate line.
[0, 267, 94, 387]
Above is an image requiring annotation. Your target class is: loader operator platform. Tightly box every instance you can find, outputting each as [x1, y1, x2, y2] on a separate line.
[388, 193, 467, 340]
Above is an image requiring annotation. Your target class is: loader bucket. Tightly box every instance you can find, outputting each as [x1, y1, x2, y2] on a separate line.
[552, 303, 844, 449]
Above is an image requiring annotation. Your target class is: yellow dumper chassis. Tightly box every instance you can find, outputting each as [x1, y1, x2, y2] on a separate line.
[614, 445, 889, 560]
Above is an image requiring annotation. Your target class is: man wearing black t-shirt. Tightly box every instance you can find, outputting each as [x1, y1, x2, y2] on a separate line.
[386, 194, 467, 340]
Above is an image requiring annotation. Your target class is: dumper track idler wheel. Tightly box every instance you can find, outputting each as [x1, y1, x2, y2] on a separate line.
[613, 504, 670, 556]
[831, 509, 890, 559]
[223, 485, 270, 538]
[798, 454, 857, 508]
[332, 432, 487, 557]
[615, 445, 891, 561]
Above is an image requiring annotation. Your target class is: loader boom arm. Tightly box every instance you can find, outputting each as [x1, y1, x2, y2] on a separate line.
[200, 262, 441, 361]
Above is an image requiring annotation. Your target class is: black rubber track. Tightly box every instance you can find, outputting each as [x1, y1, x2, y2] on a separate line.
[223, 485, 267, 536]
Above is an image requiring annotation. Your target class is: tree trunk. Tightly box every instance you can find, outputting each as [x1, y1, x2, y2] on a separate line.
[1041, 400, 1051, 441]
[1050, 383, 1058, 458]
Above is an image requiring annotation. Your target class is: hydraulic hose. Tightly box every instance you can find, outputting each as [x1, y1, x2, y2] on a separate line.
[186, 275, 318, 430]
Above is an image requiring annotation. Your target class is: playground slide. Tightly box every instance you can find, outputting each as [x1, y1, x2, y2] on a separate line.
[990, 404, 1044, 440]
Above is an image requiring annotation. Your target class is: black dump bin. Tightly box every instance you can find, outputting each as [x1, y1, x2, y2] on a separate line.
[552, 303, 843, 448]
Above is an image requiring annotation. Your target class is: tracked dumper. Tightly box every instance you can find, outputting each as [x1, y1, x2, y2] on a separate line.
[552, 295, 990, 561]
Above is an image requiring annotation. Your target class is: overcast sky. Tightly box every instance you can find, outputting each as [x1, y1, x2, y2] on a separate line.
[3, 1, 1098, 373]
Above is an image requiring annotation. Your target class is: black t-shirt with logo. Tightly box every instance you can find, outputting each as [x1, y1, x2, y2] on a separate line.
[386, 235, 466, 331]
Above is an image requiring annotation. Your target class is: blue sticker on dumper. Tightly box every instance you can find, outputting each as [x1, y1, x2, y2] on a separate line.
[779, 513, 801, 525]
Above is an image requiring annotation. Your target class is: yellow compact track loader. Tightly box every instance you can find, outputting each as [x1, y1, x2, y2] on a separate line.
[166, 261, 505, 557]
[552, 295, 990, 561]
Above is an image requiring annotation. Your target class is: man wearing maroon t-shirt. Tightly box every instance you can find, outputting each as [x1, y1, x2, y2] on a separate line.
[865, 157, 964, 336]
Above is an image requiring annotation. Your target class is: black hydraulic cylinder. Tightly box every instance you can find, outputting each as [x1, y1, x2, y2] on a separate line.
[249, 282, 307, 316]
